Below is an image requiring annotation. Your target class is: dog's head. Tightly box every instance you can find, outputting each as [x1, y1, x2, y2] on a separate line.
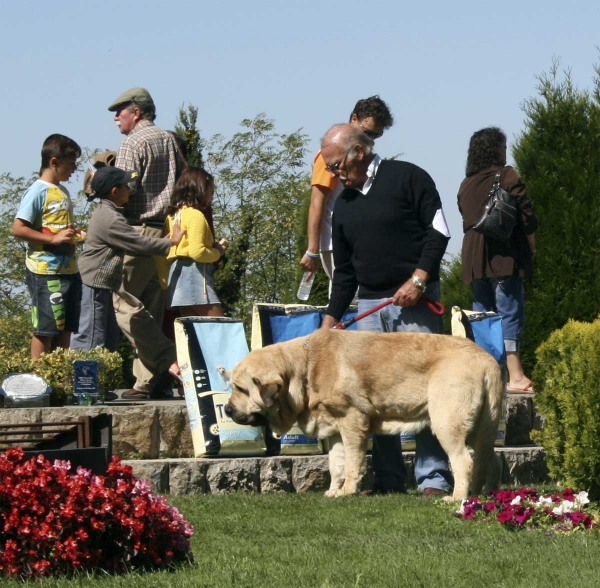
[224, 348, 304, 435]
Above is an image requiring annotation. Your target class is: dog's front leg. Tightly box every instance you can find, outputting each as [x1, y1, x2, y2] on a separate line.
[325, 434, 345, 497]
[326, 413, 369, 497]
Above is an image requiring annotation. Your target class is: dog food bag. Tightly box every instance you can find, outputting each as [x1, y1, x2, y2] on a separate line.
[278, 423, 323, 455]
[251, 303, 321, 349]
[175, 317, 267, 457]
[251, 303, 359, 350]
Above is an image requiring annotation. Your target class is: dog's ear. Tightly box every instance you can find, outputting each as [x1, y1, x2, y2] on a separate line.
[250, 375, 283, 409]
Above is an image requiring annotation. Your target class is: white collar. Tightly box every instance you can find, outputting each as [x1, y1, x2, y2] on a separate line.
[360, 154, 381, 195]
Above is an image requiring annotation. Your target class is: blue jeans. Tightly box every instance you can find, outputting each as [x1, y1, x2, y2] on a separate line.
[357, 282, 453, 493]
[471, 276, 524, 353]
[70, 285, 120, 352]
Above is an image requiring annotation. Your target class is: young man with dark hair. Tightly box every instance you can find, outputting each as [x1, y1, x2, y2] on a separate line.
[13, 134, 84, 359]
[300, 96, 394, 292]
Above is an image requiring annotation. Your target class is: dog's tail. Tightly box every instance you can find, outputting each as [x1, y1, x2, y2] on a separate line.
[470, 359, 504, 495]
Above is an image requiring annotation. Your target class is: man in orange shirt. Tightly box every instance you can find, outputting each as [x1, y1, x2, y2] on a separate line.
[300, 96, 394, 292]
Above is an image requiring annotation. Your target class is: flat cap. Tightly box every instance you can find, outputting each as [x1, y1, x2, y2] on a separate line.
[108, 87, 154, 112]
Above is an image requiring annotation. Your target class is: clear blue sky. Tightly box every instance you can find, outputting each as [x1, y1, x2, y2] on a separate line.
[1, 0, 599, 256]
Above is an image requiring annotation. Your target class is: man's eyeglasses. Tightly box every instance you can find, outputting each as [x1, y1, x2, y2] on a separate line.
[325, 147, 354, 174]
[359, 123, 383, 140]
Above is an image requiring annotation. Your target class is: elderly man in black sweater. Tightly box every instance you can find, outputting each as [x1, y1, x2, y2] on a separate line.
[320, 123, 453, 497]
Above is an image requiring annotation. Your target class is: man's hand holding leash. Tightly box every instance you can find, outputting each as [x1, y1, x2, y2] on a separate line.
[392, 270, 428, 307]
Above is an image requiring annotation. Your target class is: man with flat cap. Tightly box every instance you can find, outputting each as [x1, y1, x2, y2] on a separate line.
[108, 87, 183, 399]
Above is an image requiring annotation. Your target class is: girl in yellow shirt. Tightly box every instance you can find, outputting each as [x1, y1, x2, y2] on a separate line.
[164, 168, 227, 316]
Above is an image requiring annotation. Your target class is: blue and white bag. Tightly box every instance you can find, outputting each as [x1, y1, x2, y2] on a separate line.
[175, 317, 267, 458]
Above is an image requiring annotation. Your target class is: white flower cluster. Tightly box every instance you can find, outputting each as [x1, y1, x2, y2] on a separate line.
[550, 491, 590, 516]
[509, 491, 590, 515]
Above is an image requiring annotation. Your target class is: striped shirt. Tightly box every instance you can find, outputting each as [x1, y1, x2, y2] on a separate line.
[115, 120, 181, 224]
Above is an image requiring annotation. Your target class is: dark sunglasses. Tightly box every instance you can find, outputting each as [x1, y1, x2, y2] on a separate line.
[359, 122, 383, 140]
[325, 147, 354, 174]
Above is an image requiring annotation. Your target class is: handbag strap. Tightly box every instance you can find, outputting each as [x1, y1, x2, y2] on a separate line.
[490, 173, 501, 195]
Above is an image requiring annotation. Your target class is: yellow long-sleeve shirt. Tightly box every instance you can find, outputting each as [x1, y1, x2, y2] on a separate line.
[165, 206, 221, 263]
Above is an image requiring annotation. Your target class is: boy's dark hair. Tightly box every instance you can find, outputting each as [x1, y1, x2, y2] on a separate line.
[350, 95, 394, 129]
[40, 134, 82, 172]
[167, 167, 214, 216]
[465, 127, 507, 177]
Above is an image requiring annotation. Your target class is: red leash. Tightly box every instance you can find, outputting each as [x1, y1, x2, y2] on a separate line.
[334, 295, 445, 330]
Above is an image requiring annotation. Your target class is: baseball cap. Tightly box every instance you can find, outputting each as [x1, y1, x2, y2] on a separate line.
[91, 166, 139, 198]
[108, 87, 154, 112]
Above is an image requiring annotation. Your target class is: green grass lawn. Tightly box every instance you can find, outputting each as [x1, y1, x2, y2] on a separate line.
[10, 492, 600, 588]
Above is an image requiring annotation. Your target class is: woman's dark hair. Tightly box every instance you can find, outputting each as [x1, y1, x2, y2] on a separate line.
[465, 127, 507, 177]
[167, 167, 214, 215]
[40, 134, 81, 172]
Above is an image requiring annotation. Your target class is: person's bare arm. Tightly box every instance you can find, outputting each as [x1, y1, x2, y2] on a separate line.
[300, 185, 331, 274]
[527, 234, 536, 256]
[12, 218, 75, 245]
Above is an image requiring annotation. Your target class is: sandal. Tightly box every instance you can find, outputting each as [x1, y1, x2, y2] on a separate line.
[168, 364, 183, 384]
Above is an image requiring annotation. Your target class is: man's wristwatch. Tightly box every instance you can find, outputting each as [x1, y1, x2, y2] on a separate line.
[411, 275, 426, 291]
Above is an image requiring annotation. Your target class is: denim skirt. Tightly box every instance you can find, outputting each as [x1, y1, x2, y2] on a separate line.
[167, 258, 220, 308]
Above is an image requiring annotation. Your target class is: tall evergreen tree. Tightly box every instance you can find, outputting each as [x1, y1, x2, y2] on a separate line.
[174, 103, 204, 168]
[513, 59, 600, 370]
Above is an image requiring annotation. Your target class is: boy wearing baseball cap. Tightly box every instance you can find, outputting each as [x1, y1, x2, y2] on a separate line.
[70, 166, 184, 370]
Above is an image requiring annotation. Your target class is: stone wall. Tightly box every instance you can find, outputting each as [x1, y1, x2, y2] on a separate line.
[124, 448, 548, 495]
[0, 394, 538, 460]
[0, 404, 193, 459]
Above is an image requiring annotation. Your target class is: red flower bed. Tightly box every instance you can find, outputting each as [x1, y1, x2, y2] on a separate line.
[455, 487, 596, 533]
[0, 448, 193, 579]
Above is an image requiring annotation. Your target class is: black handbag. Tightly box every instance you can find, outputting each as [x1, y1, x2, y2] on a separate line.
[472, 172, 517, 242]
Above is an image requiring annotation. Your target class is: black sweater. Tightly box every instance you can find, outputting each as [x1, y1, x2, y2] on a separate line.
[327, 159, 449, 319]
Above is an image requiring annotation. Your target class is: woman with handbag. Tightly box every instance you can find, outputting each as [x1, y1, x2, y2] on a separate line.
[457, 127, 538, 393]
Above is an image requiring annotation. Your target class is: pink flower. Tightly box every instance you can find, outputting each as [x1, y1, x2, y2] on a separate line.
[497, 511, 513, 524]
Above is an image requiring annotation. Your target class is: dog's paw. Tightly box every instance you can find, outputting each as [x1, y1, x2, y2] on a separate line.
[443, 495, 463, 503]
[324, 488, 348, 498]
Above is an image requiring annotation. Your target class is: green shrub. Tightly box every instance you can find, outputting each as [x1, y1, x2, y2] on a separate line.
[532, 317, 600, 499]
[0, 346, 123, 405]
[0, 314, 33, 356]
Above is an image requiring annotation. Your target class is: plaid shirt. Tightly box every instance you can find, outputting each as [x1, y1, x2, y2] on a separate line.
[115, 120, 181, 224]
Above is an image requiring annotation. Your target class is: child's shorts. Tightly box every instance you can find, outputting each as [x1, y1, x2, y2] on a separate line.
[26, 270, 81, 337]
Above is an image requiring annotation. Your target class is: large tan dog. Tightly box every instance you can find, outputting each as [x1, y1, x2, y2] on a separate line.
[225, 329, 503, 501]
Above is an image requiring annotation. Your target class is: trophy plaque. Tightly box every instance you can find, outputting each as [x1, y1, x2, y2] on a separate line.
[0, 373, 51, 408]
[73, 360, 99, 405]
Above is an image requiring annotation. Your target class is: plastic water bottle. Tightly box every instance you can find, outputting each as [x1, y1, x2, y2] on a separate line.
[297, 271, 315, 301]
